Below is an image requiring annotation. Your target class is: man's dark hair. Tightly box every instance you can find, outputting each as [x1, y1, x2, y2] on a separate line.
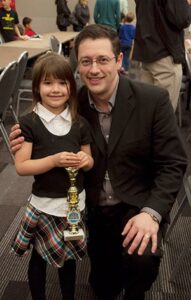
[22, 17, 32, 27]
[74, 24, 121, 59]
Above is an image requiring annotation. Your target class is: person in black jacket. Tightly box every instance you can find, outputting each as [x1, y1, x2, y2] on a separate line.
[55, 0, 71, 31]
[133, 0, 191, 111]
[55, 0, 71, 55]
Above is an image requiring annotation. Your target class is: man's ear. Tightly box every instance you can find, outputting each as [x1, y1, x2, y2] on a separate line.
[117, 52, 123, 69]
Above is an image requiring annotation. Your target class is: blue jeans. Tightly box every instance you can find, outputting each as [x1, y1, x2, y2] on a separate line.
[121, 46, 132, 71]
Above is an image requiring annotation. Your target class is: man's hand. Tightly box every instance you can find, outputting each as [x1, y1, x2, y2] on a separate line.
[122, 212, 159, 255]
[9, 124, 24, 154]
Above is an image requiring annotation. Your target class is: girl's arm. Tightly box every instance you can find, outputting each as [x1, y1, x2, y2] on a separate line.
[15, 141, 81, 176]
[77, 144, 94, 171]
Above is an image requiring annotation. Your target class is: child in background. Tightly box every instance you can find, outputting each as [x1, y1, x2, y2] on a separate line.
[22, 17, 36, 37]
[119, 12, 136, 71]
[12, 52, 94, 300]
[0, 0, 28, 42]
[0, 0, 15, 9]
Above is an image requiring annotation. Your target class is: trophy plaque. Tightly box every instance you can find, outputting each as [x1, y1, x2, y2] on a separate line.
[64, 167, 85, 241]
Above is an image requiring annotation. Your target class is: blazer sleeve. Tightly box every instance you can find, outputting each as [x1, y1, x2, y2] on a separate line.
[164, 0, 191, 30]
[144, 88, 187, 218]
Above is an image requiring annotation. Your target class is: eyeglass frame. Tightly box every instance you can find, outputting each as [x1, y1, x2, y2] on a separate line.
[78, 55, 117, 67]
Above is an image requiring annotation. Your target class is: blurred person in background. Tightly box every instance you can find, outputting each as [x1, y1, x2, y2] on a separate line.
[133, 0, 191, 111]
[119, 12, 136, 71]
[55, 0, 71, 32]
[94, 0, 120, 32]
[55, 0, 71, 56]
[72, 0, 90, 32]
[0, 0, 28, 42]
[22, 17, 37, 37]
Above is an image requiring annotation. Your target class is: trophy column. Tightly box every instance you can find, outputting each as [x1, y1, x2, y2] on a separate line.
[64, 167, 85, 241]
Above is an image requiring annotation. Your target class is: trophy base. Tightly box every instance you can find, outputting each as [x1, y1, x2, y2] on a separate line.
[64, 228, 85, 241]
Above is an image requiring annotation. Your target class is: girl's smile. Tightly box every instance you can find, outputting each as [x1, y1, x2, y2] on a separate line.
[39, 78, 70, 114]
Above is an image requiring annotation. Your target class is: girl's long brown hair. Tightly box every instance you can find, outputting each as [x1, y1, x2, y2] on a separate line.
[32, 52, 78, 122]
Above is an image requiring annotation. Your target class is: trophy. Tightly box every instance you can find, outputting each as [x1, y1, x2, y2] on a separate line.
[64, 167, 85, 241]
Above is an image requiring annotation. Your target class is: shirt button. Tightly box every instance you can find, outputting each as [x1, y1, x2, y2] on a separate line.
[108, 195, 112, 200]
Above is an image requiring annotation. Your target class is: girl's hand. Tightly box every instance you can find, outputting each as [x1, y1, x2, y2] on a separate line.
[76, 151, 94, 170]
[52, 152, 81, 168]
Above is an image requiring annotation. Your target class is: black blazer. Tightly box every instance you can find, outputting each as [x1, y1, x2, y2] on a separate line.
[78, 75, 187, 222]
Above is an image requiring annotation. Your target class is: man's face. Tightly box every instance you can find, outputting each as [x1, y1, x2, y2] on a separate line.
[78, 38, 122, 101]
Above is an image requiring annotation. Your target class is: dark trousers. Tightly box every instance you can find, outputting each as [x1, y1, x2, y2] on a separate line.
[28, 248, 76, 300]
[73, 25, 83, 32]
[121, 46, 132, 71]
[87, 203, 163, 300]
[57, 25, 67, 31]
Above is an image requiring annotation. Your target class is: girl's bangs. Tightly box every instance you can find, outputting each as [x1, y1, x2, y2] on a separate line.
[42, 61, 68, 81]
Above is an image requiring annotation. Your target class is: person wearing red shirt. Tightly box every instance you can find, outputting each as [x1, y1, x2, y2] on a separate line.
[22, 16, 36, 37]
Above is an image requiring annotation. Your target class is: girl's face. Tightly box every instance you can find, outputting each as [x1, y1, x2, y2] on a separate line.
[39, 76, 70, 114]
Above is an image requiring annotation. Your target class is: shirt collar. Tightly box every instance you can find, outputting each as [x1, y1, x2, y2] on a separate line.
[34, 102, 71, 123]
[88, 76, 119, 113]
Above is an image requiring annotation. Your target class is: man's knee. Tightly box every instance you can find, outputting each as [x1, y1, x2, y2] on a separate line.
[130, 253, 161, 290]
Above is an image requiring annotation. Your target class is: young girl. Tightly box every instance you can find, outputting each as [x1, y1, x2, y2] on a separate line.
[12, 52, 94, 300]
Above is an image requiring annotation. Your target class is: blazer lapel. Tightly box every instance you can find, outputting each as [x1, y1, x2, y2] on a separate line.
[108, 78, 135, 156]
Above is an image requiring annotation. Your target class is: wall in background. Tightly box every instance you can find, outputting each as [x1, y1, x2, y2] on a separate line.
[16, 0, 135, 34]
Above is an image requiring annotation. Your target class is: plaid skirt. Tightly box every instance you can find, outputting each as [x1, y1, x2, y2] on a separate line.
[11, 203, 87, 268]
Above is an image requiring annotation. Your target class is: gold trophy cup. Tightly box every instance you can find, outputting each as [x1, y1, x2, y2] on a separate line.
[64, 167, 85, 241]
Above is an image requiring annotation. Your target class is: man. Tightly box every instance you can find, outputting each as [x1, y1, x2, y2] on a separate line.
[133, 0, 191, 111]
[94, 0, 120, 31]
[10, 25, 187, 300]
[0, 0, 27, 42]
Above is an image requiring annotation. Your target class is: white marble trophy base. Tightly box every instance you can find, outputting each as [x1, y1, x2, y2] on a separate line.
[64, 228, 84, 241]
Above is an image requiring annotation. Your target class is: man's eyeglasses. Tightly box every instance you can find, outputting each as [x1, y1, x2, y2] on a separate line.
[79, 56, 116, 67]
